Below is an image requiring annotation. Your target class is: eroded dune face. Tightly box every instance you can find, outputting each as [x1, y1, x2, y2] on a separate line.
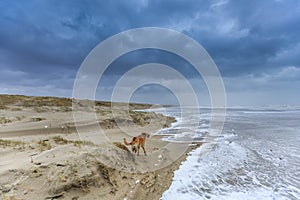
[0, 134, 193, 200]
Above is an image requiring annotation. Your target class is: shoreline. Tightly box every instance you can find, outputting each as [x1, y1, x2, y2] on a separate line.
[0, 94, 196, 200]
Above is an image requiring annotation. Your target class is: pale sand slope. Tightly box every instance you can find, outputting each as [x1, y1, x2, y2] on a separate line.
[0, 97, 199, 200]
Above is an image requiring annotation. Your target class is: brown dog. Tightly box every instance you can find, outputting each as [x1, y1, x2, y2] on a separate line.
[124, 132, 149, 155]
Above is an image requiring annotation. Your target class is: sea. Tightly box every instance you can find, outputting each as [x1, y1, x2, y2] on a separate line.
[149, 106, 300, 200]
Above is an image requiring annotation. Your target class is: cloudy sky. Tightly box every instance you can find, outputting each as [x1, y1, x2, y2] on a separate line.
[0, 0, 299, 106]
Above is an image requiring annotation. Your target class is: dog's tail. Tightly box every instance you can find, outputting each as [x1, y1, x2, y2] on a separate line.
[123, 137, 136, 145]
[123, 137, 130, 145]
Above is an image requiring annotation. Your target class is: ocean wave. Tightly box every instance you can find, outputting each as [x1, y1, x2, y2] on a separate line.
[162, 140, 300, 200]
[154, 106, 300, 199]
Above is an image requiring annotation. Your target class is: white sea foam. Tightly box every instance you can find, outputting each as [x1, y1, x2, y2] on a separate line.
[157, 106, 300, 200]
[209, 188, 283, 200]
[161, 141, 248, 199]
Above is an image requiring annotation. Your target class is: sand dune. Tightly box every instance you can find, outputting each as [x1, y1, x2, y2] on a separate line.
[0, 95, 195, 200]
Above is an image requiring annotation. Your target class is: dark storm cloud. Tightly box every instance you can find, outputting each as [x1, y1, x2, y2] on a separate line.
[1, 0, 299, 73]
[0, 0, 299, 104]
[182, 0, 300, 76]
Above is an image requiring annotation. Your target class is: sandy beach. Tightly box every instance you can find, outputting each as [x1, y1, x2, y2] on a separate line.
[0, 95, 197, 200]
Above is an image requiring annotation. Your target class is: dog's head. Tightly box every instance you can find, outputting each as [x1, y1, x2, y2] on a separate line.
[141, 132, 150, 138]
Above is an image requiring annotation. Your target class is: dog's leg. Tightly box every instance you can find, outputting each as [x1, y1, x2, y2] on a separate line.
[142, 145, 147, 155]
[132, 146, 137, 153]
[137, 144, 140, 156]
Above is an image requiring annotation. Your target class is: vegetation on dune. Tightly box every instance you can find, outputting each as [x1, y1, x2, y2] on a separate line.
[52, 136, 96, 147]
[33, 107, 50, 113]
[0, 94, 157, 110]
[0, 94, 26, 105]
[0, 139, 25, 147]
[0, 117, 12, 124]
[15, 115, 25, 121]
[0, 94, 176, 129]
[58, 106, 72, 112]
[23, 96, 72, 107]
[52, 136, 69, 144]
[96, 109, 112, 115]
[96, 110, 176, 128]
[0, 104, 9, 110]
[0, 116, 27, 124]
[95, 101, 112, 107]
[71, 140, 96, 147]
[0, 95, 72, 107]
[30, 117, 46, 122]
[10, 107, 22, 111]
[37, 140, 52, 151]
[129, 110, 176, 127]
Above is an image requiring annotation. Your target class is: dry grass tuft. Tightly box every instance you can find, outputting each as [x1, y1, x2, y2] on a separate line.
[51, 136, 96, 147]
[52, 136, 68, 144]
[37, 140, 52, 151]
[0, 117, 12, 124]
[33, 107, 49, 113]
[30, 117, 46, 122]
[0, 104, 9, 110]
[10, 107, 22, 111]
[71, 140, 95, 147]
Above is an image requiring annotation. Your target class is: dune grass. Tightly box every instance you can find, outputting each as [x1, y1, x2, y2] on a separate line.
[0, 139, 25, 147]
[52, 136, 96, 147]
[0, 117, 12, 124]
[0, 104, 9, 110]
[37, 140, 52, 151]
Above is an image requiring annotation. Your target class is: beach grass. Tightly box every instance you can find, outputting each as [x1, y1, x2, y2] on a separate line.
[0, 139, 25, 147]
